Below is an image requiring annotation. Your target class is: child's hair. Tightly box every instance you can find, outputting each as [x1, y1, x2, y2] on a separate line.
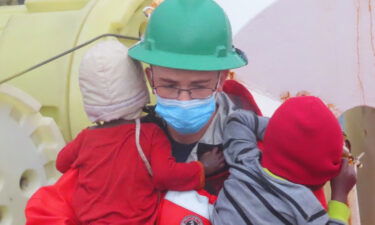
[79, 39, 150, 123]
[261, 96, 343, 186]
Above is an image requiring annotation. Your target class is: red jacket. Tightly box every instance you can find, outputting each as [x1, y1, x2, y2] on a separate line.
[29, 123, 204, 225]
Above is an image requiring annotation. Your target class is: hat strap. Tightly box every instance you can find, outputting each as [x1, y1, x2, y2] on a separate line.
[135, 118, 153, 176]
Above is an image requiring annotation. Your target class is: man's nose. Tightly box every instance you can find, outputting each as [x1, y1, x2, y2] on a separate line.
[177, 90, 192, 101]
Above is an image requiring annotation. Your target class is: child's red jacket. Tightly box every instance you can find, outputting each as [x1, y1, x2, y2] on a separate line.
[47, 122, 204, 225]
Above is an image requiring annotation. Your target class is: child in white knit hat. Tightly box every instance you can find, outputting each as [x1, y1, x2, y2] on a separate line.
[55, 40, 220, 225]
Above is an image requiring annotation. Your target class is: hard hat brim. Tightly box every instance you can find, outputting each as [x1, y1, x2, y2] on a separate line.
[128, 44, 248, 71]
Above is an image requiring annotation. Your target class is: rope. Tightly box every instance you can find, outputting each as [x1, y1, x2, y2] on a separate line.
[0, 33, 140, 84]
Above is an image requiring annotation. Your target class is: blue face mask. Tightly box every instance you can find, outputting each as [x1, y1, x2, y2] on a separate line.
[155, 94, 216, 134]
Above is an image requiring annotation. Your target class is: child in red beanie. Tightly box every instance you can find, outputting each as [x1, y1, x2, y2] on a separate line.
[212, 96, 357, 225]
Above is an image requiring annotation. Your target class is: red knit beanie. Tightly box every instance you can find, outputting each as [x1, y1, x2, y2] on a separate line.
[262, 96, 343, 186]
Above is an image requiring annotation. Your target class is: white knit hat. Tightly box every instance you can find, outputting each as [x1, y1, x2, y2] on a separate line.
[79, 39, 150, 123]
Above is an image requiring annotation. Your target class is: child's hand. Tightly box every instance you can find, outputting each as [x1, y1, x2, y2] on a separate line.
[330, 158, 357, 203]
[199, 147, 226, 176]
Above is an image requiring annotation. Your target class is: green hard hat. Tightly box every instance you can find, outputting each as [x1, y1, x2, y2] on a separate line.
[128, 0, 247, 71]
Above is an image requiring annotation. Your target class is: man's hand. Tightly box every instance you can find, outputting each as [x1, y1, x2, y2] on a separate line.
[199, 147, 226, 176]
[330, 158, 357, 203]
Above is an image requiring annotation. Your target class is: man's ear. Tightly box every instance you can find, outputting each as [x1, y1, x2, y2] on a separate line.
[216, 70, 229, 92]
[144, 67, 153, 87]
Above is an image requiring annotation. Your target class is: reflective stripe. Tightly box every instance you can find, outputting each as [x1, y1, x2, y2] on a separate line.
[164, 191, 214, 219]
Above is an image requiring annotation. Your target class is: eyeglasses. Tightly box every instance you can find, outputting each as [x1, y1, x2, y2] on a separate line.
[153, 86, 216, 99]
[150, 66, 221, 99]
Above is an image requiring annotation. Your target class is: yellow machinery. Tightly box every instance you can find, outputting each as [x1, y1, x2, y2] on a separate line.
[0, 0, 150, 224]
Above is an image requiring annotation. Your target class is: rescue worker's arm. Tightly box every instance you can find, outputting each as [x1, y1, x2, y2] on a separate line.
[150, 127, 206, 191]
[56, 131, 84, 173]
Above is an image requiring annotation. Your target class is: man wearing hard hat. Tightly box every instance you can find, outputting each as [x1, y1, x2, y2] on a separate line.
[129, 0, 253, 170]
[128, 0, 261, 224]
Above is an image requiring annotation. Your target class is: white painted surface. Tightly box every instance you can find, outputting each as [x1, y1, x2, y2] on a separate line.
[216, 0, 281, 116]
[230, 0, 375, 116]
[215, 0, 277, 35]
